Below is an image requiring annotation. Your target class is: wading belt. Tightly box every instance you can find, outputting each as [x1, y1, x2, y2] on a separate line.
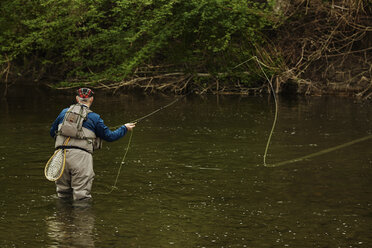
[56, 145, 91, 154]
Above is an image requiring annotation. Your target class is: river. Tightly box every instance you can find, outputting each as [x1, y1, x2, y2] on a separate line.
[0, 88, 371, 247]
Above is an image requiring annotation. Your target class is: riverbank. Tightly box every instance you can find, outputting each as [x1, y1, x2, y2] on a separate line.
[1, 79, 370, 102]
[1, 0, 370, 99]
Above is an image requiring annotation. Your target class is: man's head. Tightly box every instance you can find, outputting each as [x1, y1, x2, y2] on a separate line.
[76, 88, 94, 106]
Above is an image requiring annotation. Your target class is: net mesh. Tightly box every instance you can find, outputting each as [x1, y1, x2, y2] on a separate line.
[45, 149, 65, 181]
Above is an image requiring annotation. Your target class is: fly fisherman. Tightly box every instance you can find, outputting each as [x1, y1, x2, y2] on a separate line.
[50, 88, 135, 201]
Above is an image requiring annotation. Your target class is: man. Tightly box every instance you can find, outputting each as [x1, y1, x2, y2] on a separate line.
[50, 88, 135, 201]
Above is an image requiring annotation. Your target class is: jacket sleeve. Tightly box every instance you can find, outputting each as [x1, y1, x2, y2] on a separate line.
[50, 109, 68, 138]
[92, 113, 127, 142]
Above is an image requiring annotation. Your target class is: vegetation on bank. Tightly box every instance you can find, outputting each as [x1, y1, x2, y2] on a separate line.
[0, 0, 371, 98]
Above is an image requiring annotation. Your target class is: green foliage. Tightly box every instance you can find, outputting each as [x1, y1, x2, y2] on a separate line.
[0, 0, 275, 86]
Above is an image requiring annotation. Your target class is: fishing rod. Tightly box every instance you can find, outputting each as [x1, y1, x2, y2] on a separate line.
[110, 92, 191, 129]
[131, 94, 187, 123]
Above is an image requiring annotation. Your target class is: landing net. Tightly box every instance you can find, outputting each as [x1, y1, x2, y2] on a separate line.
[44, 149, 66, 181]
[45, 137, 70, 181]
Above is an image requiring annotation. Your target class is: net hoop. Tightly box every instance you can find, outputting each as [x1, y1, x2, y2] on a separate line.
[44, 138, 70, 181]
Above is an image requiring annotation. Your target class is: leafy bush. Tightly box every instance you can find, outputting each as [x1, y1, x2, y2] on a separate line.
[0, 0, 274, 87]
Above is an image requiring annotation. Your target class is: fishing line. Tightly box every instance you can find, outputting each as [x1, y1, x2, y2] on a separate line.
[266, 134, 372, 167]
[235, 56, 371, 167]
[233, 56, 278, 166]
[96, 130, 133, 195]
[258, 61, 372, 167]
[254, 59, 278, 167]
[98, 93, 189, 194]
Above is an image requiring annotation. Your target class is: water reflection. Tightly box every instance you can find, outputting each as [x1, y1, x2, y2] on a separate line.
[46, 199, 95, 248]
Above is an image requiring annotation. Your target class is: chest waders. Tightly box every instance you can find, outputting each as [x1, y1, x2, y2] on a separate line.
[53, 104, 101, 200]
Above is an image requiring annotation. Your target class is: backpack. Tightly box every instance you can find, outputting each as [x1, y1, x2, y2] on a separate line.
[59, 104, 92, 139]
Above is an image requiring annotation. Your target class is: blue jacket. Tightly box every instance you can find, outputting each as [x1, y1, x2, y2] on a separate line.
[50, 106, 127, 142]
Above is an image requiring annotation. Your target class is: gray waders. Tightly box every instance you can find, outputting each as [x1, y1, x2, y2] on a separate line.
[55, 149, 94, 200]
[54, 104, 101, 201]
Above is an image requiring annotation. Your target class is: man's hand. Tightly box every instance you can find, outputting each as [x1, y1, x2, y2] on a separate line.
[124, 123, 136, 131]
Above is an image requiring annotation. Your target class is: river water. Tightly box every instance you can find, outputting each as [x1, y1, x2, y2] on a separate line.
[0, 89, 371, 247]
